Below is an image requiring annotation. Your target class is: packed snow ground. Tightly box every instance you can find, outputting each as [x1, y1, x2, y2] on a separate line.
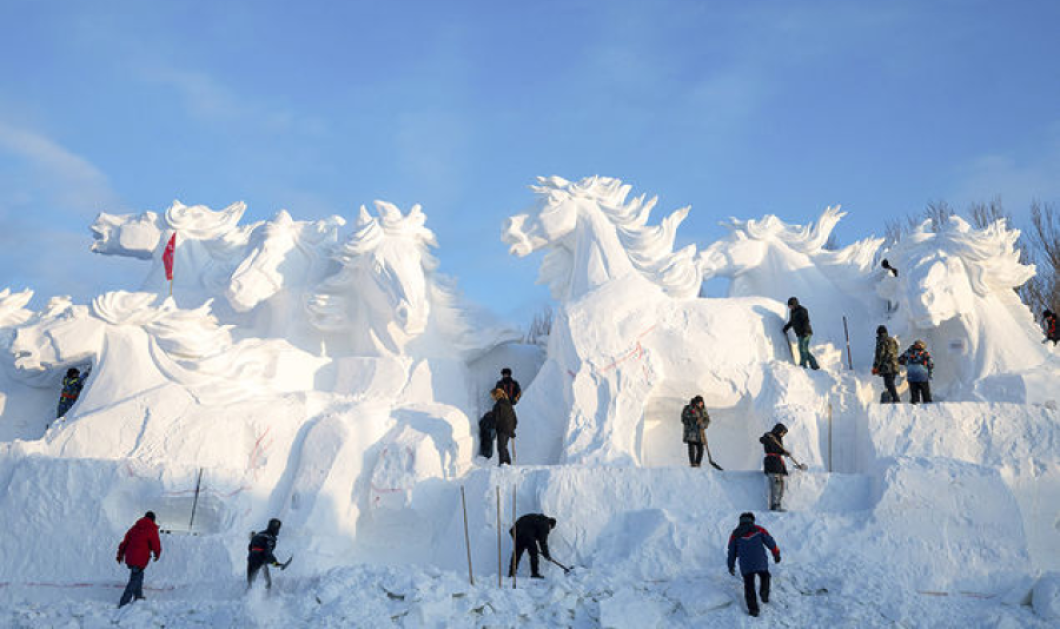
[1, 177, 1059, 626]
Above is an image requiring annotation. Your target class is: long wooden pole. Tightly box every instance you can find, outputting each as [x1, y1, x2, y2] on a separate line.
[496, 486, 502, 588]
[511, 483, 517, 589]
[827, 403, 833, 473]
[843, 316, 853, 370]
[460, 486, 474, 585]
[188, 468, 203, 531]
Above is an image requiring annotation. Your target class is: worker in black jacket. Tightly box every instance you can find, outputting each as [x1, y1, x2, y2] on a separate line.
[782, 297, 819, 370]
[508, 513, 556, 579]
[247, 518, 285, 590]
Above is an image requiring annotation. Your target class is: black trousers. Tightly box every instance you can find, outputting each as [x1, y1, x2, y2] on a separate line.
[743, 570, 771, 614]
[909, 381, 932, 404]
[509, 538, 540, 577]
[686, 443, 704, 466]
[882, 373, 899, 404]
[497, 433, 512, 466]
[247, 556, 272, 590]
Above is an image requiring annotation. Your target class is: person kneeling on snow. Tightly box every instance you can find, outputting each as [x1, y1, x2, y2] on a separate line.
[509, 513, 556, 579]
[247, 518, 286, 590]
[898, 340, 934, 404]
[727, 512, 781, 618]
[681, 395, 710, 467]
[116, 510, 161, 608]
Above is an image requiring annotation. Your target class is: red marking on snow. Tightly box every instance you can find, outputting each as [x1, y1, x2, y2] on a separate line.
[599, 325, 657, 373]
[0, 581, 176, 592]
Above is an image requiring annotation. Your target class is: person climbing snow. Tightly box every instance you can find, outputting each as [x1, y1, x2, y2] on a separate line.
[760, 423, 805, 511]
[872, 325, 900, 404]
[898, 339, 934, 404]
[116, 511, 161, 608]
[491, 387, 517, 466]
[782, 297, 819, 370]
[509, 513, 556, 579]
[727, 512, 781, 618]
[56, 366, 91, 419]
[681, 395, 710, 468]
[495, 367, 522, 405]
[1043, 309, 1059, 345]
[247, 518, 287, 591]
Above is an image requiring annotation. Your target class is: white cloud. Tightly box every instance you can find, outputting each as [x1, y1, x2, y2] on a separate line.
[0, 121, 120, 215]
[951, 124, 1060, 214]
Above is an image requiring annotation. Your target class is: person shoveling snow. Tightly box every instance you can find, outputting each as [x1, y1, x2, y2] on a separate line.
[509, 514, 556, 579]
[681, 395, 721, 469]
[760, 423, 806, 511]
[247, 518, 290, 591]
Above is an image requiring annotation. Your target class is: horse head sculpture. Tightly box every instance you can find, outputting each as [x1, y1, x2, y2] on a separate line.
[502, 176, 701, 302]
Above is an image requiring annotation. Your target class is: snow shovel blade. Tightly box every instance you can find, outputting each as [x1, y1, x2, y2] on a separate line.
[708, 459, 724, 471]
[279, 556, 294, 570]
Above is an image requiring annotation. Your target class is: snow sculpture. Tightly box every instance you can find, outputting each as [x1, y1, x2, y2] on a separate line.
[225, 210, 345, 347]
[9, 291, 302, 409]
[883, 216, 1055, 399]
[503, 176, 702, 301]
[503, 176, 807, 468]
[699, 206, 1057, 400]
[92, 201, 251, 299]
[309, 201, 513, 360]
[92, 202, 345, 345]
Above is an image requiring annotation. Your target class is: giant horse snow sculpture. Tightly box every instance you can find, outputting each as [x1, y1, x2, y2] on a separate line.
[502, 176, 823, 469]
[882, 216, 1057, 401]
[698, 206, 885, 368]
[504, 176, 701, 301]
[0, 288, 57, 441]
[92, 202, 345, 348]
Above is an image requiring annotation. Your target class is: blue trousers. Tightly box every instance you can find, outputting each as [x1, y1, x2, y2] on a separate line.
[118, 566, 145, 608]
[797, 335, 819, 370]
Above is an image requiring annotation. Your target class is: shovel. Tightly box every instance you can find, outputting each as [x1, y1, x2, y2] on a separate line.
[547, 557, 572, 575]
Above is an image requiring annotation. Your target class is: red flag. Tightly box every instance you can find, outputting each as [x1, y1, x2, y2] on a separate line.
[162, 233, 176, 281]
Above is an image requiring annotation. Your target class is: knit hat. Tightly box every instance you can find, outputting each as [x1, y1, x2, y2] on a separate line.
[772, 423, 788, 436]
[739, 512, 755, 524]
[787, 297, 799, 307]
[877, 325, 888, 335]
[145, 511, 156, 521]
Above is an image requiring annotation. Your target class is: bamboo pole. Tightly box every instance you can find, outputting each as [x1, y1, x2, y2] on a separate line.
[496, 486, 502, 588]
[460, 486, 474, 586]
[188, 468, 203, 531]
[826, 402, 833, 472]
[511, 483, 517, 589]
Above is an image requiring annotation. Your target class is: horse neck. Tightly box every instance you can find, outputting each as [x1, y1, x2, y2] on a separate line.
[76, 325, 170, 412]
[566, 207, 637, 300]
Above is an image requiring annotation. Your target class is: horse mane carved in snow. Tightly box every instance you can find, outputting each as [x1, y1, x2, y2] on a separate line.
[308, 201, 499, 357]
[502, 176, 701, 302]
[9, 291, 288, 405]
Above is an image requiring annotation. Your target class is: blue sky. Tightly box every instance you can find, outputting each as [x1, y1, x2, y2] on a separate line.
[1, 1, 1058, 324]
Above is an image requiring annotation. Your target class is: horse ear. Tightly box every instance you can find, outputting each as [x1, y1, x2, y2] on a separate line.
[356, 205, 374, 228]
[374, 200, 403, 223]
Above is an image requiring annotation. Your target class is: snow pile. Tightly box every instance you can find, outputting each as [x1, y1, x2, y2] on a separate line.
[0, 174, 1057, 626]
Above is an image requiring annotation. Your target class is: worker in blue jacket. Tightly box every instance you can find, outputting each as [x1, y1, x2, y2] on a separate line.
[727, 512, 781, 617]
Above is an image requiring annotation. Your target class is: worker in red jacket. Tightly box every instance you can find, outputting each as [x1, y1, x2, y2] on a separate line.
[116, 511, 162, 608]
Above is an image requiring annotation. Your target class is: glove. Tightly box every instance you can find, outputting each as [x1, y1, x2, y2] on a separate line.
[729, 567, 735, 576]
[871, 367, 879, 375]
[272, 561, 282, 567]
[774, 554, 781, 564]
[116, 557, 122, 564]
